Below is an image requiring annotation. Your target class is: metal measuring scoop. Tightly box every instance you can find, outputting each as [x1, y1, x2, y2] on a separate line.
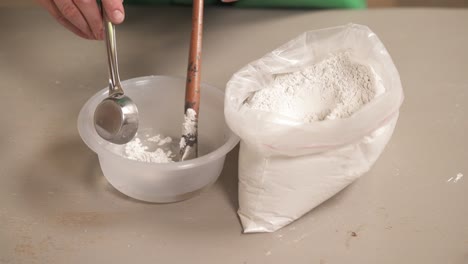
[94, 8, 138, 145]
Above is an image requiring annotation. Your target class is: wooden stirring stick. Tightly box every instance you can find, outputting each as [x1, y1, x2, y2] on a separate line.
[180, 0, 204, 161]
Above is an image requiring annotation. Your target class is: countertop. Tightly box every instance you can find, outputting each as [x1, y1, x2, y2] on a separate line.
[0, 5, 467, 264]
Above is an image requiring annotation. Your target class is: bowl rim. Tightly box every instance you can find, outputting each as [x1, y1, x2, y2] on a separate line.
[77, 75, 240, 170]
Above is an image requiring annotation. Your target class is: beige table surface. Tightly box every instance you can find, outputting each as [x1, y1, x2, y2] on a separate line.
[0, 5, 467, 264]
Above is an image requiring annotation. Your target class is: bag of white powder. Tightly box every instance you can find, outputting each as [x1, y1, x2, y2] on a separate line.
[225, 24, 404, 233]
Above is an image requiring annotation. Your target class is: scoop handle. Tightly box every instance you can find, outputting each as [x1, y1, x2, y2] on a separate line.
[102, 7, 124, 97]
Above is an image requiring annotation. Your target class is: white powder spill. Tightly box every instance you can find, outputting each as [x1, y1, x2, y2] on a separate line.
[124, 134, 176, 163]
[455, 173, 464, 182]
[246, 52, 376, 122]
[447, 173, 463, 183]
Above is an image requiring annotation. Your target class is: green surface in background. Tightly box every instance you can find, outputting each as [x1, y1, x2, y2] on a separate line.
[124, 0, 367, 9]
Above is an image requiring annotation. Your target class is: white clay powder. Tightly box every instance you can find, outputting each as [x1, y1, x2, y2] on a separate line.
[183, 108, 197, 135]
[246, 52, 376, 122]
[124, 134, 176, 163]
[122, 109, 198, 163]
[180, 108, 197, 149]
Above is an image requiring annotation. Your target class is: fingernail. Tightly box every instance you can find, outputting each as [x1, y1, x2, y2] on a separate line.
[113, 10, 124, 23]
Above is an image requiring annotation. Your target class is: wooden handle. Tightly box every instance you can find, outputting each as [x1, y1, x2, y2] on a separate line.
[185, 0, 204, 115]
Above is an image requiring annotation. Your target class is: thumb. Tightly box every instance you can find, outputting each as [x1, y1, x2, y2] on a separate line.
[102, 0, 125, 24]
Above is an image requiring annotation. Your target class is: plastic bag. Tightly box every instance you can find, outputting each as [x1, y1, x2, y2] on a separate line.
[225, 24, 404, 233]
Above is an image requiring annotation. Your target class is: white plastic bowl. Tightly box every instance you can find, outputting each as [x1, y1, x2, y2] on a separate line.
[78, 76, 239, 203]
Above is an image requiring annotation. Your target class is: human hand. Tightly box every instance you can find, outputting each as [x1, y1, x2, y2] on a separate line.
[37, 0, 238, 40]
[36, 0, 124, 40]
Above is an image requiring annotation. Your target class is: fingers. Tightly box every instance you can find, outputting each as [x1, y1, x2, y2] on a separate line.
[36, 0, 93, 39]
[102, 0, 125, 25]
[73, 0, 104, 40]
[37, 0, 124, 40]
[53, 0, 94, 38]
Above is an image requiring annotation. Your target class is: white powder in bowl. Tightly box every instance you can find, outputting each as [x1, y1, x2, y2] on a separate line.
[245, 51, 376, 122]
[121, 109, 199, 163]
[123, 134, 176, 163]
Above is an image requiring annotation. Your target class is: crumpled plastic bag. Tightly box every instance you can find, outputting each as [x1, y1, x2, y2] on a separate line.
[224, 24, 404, 233]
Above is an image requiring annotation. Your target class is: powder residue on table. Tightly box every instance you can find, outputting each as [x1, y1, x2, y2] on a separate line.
[245, 51, 377, 122]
